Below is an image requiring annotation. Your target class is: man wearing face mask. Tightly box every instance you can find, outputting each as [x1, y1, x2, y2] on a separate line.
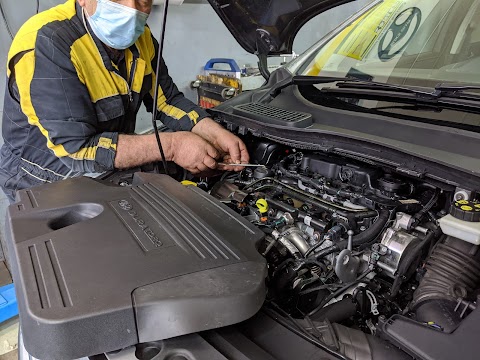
[0, 0, 249, 202]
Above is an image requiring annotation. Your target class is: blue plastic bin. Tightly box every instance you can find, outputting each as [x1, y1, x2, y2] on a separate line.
[0, 283, 18, 323]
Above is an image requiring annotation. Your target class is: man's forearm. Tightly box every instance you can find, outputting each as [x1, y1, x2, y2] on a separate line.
[114, 133, 173, 169]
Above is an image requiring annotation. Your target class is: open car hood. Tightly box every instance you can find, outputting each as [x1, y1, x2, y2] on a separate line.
[206, 0, 353, 56]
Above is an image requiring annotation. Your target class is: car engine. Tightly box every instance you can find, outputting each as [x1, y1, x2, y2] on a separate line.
[203, 138, 480, 358]
[8, 137, 480, 360]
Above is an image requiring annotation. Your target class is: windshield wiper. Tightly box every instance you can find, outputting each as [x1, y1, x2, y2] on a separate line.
[262, 75, 437, 101]
[262, 75, 468, 101]
[261, 75, 480, 110]
[332, 80, 480, 100]
[315, 80, 480, 113]
[335, 80, 435, 97]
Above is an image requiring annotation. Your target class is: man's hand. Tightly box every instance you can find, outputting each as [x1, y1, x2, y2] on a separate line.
[169, 132, 220, 174]
[114, 132, 219, 174]
[192, 118, 249, 171]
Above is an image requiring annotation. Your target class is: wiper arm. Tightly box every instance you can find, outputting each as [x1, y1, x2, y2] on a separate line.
[262, 75, 439, 103]
[434, 83, 480, 100]
[319, 83, 480, 113]
[260, 75, 354, 102]
[435, 83, 480, 92]
[336, 81, 480, 100]
[336, 80, 436, 97]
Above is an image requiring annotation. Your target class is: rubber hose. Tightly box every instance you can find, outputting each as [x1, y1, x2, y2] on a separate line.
[317, 209, 390, 255]
[310, 297, 357, 323]
[412, 236, 480, 308]
[351, 209, 390, 246]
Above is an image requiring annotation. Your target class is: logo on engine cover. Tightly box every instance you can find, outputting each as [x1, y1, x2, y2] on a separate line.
[117, 200, 162, 247]
[118, 199, 133, 211]
[110, 198, 173, 251]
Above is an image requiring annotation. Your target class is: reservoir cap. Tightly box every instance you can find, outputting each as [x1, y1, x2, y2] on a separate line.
[450, 200, 480, 222]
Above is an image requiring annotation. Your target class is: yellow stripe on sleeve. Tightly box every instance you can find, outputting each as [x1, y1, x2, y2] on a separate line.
[149, 78, 189, 121]
[68, 146, 97, 161]
[188, 111, 200, 124]
[14, 51, 70, 158]
[68, 137, 116, 161]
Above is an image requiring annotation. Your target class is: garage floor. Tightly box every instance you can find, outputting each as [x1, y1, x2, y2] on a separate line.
[0, 317, 18, 360]
[0, 194, 17, 359]
[0, 262, 17, 359]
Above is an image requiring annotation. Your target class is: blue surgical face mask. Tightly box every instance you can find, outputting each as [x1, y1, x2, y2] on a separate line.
[85, 0, 149, 50]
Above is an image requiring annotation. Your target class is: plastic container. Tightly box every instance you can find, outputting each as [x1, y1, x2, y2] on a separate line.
[0, 283, 18, 323]
[204, 58, 241, 79]
[438, 214, 480, 245]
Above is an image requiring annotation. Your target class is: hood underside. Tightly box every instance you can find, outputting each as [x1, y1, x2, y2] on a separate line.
[207, 0, 353, 56]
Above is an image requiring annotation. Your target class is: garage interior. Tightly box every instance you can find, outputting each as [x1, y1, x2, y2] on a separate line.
[0, 1, 371, 358]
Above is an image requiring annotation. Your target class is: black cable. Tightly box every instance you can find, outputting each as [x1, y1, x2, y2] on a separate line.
[304, 235, 327, 258]
[151, 0, 170, 176]
[412, 189, 439, 227]
[0, 0, 14, 39]
[298, 283, 344, 297]
[262, 307, 348, 360]
[314, 245, 340, 260]
[307, 269, 373, 317]
[36, 0, 39, 14]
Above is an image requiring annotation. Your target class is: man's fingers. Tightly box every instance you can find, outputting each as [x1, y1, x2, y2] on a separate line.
[196, 163, 208, 173]
[228, 139, 249, 164]
[239, 144, 250, 164]
[203, 155, 217, 170]
[206, 144, 220, 160]
[227, 140, 242, 164]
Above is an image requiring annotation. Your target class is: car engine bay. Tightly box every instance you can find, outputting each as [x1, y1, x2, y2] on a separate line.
[8, 133, 480, 360]
[200, 136, 480, 360]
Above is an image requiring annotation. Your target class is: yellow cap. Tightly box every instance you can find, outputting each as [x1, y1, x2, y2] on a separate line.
[181, 180, 197, 187]
[256, 199, 269, 214]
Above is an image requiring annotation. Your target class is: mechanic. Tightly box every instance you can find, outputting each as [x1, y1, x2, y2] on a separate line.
[0, 0, 249, 202]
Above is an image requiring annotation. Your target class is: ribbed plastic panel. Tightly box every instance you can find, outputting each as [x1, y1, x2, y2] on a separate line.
[6, 173, 266, 360]
[233, 102, 313, 127]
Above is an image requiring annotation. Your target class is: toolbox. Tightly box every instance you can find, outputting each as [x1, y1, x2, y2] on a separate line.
[193, 58, 242, 109]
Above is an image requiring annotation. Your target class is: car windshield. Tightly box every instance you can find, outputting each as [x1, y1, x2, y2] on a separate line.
[286, 0, 480, 131]
[296, 0, 480, 87]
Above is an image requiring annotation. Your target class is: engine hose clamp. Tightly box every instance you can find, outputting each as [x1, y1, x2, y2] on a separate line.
[366, 290, 379, 315]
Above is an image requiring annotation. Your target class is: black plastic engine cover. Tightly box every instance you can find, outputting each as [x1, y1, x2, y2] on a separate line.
[5, 173, 267, 360]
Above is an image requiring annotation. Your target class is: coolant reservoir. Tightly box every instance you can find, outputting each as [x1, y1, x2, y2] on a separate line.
[439, 200, 480, 245]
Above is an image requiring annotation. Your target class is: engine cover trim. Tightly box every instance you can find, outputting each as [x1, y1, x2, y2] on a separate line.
[6, 173, 266, 360]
